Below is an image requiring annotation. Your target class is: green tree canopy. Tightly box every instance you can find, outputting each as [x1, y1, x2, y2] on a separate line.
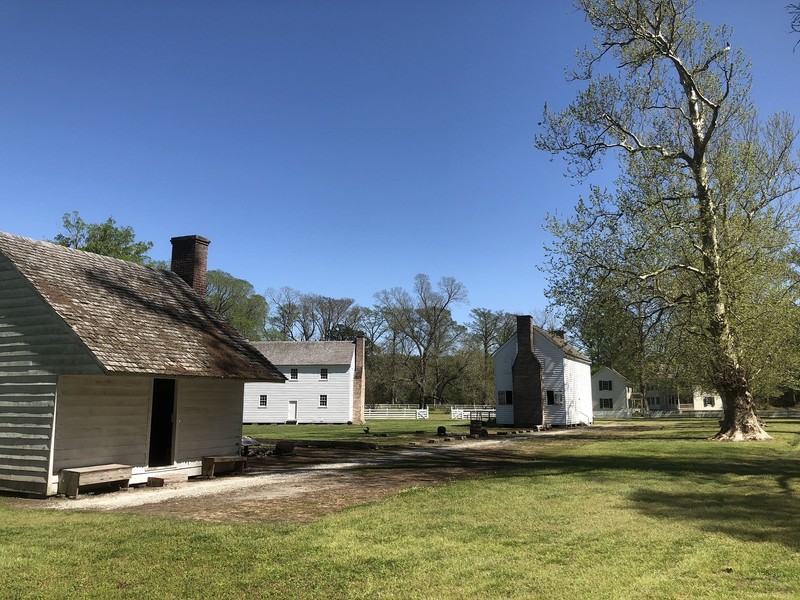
[205, 270, 269, 341]
[53, 211, 154, 264]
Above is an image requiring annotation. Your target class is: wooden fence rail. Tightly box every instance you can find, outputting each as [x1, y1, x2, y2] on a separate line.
[364, 405, 429, 420]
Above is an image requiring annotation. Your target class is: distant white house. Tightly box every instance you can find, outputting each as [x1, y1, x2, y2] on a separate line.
[645, 388, 722, 412]
[592, 366, 634, 412]
[244, 338, 365, 425]
[494, 316, 592, 427]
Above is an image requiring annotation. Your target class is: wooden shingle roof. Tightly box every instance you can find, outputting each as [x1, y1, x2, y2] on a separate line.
[0, 232, 285, 381]
[534, 326, 592, 365]
[252, 341, 355, 366]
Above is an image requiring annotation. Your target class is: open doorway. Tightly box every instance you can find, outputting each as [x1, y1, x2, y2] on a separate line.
[149, 378, 175, 467]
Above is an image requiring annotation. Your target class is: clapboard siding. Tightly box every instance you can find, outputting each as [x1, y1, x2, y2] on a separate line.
[0, 374, 56, 495]
[564, 359, 593, 425]
[0, 257, 100, 494]
[493, 337, 515, 425]
[52, 375, 151, 473]
[536, 333, 566, 426]
[244, 364, 353, 423]
[175, 378, 243, 461]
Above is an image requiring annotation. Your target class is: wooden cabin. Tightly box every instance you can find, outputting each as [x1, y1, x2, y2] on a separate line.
[0, 232, 284, 497]
[243, 338, 366, 425]
[494, 315, 592, 427]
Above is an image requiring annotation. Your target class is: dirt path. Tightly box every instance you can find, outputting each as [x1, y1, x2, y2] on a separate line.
[10, 429, 582, 524]
[10, 438, 512, 523]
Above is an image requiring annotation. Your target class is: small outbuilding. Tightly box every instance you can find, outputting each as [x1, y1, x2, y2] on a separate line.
[0, 232, 285, 497]
[243, 339, 366, 425]
[494, 315, 592, 427]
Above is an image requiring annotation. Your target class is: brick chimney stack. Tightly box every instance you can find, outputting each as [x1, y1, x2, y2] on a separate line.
[512, 315, 544, 426]
[170, 235, 211, 299]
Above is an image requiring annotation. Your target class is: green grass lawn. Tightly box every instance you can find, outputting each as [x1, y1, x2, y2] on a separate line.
[3, 419, 799, 599]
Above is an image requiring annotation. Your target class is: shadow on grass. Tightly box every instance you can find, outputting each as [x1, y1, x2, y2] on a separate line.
[337, 425, 800, 551]
[628, 487, 800, 550]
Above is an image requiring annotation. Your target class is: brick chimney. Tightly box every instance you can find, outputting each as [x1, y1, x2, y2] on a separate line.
[351, 335, 366, 425]
[170, 235, 210, 299]
[512, 315, 544, 426]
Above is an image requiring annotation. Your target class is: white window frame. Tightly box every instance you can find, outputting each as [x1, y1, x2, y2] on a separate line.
[319, 394, 328, 408]
[320, 368, 328, 380]
[599, 380, 613, 391]
[258, 395, 268, 408]
[289, 368, 298, 381]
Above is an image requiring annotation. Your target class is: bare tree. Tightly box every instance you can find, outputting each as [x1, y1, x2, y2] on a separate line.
[375, 274, 468, 407]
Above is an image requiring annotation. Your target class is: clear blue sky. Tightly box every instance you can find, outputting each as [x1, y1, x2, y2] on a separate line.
[1, 1, 797, 324]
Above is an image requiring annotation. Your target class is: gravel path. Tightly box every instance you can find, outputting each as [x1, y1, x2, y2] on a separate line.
[29, 438, 509, 512]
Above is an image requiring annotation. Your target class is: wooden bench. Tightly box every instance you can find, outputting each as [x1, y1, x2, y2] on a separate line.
[201, 455, 246, 478]
[58, 464, 132, 499]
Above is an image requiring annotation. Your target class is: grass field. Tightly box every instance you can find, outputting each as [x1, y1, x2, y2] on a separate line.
[2, 419, 799, 599]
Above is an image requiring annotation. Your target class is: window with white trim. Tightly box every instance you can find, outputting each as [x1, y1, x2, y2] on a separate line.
[319, 394, 328, 408]
[320, 368, 328, 380]
[599, 380, 613, 391]
[703, 396, 716, 407]
[289, 368, 298, 380]
[599, 398, 613, 409]
[259, 395, 268, 408]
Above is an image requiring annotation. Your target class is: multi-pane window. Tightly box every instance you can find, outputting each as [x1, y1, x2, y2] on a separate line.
[648, 396, 661, 406]
[290, 368, 298, 380]
[599, 398, 613, 409]
[320, 368, 328, 380]
[546, 390, 563, 406]
[319, 394, 328, 407]
[497, 390, 513, 405]
[259, 395, 268, 408]
[599, 380, 613, 391]
[703, 396, 716, 407]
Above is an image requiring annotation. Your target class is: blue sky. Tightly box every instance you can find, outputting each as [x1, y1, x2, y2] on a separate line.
[1, 1, 797, 324]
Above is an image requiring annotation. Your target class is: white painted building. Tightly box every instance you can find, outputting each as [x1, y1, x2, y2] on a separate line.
[592, 366, 634, 411]
[244, 339, 365, 425]
[494, 316, 592, 427]
[645, 388, 722, 412]
[0, 233, 284, 497]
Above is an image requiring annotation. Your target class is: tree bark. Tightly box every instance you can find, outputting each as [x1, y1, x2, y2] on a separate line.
[714, 361, 771, 441]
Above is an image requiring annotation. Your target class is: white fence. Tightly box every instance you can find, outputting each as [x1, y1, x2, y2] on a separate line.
[594, 409, 800, 419]
[364, 404, 429, 420]
[450, 406, 496, 420]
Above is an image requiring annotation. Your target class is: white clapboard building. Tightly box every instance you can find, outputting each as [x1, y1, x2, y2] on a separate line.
[244, 339, 365, 425]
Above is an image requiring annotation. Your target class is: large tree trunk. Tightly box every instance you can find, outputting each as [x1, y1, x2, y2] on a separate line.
[713, 361, 771, 441]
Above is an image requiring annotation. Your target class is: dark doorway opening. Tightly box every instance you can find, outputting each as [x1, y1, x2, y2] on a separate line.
[149, 379, 175, 467]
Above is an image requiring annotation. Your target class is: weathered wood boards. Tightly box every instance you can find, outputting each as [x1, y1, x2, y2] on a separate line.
[58, 463, 132, 498]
